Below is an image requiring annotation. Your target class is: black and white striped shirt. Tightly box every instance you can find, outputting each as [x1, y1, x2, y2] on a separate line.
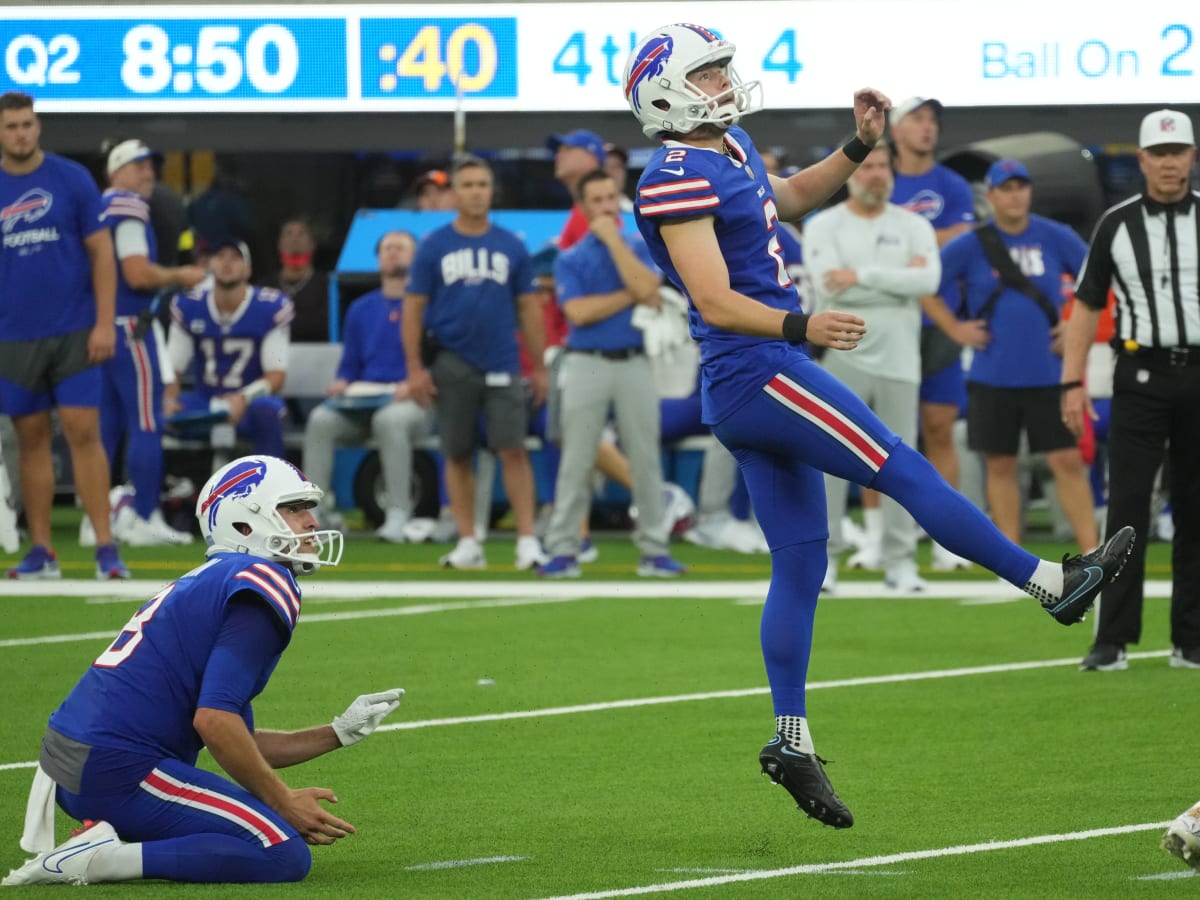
[1075, 189, 1200, 347]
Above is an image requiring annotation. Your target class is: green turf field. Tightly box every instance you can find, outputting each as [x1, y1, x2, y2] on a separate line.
[0, 520, 1191, 897]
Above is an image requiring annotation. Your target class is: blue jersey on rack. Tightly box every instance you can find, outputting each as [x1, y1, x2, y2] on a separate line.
[47, 552, 301, 765]
[100, 187, 158, 318]
[171, 286, 293, 399]
[633, 126, 804, 425]
[0, 153, 106, 340]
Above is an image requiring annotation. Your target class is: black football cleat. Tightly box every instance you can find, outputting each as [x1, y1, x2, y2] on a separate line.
[1044, 525, 1135, 626]
[759, 734, 853, 829]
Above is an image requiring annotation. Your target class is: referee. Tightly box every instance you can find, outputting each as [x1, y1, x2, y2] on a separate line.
[1061, 108, 1200, 672]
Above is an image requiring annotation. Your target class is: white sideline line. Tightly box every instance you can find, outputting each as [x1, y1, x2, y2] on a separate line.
[405, 855, 526, 870]
[534, 822, 1172, 899]
[0, 577, 1174, 604]
[0, 579, 1177, 649]
[0, 650, 1174, 773]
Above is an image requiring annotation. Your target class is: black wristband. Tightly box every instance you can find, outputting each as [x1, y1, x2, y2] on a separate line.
[1060, 380, 1084, 391]
[842, 136, 872, 164]
[782, 312, 810, 344]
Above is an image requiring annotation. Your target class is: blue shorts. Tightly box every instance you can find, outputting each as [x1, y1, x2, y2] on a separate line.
[919, 357, 967, 407]
[0, 366, 101, 417]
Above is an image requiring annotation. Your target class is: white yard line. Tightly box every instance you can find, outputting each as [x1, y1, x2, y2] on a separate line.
[0, 650, 1171, 772]
[533, 822, 1173, 899]
[404, 855, 526, 871]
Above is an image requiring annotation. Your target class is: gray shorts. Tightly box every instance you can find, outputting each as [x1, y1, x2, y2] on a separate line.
[0, 328, 92, 393]
[432, 349, 528, 459]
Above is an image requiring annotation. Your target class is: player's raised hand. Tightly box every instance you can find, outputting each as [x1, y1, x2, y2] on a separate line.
[852, 88, 891, 145]
[280, 787, 356, 845]
[807, 310, 866, 350]
[332, 688, 404, 747]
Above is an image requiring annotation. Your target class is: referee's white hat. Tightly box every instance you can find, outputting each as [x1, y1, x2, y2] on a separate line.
[1139, 109, 1195, 149]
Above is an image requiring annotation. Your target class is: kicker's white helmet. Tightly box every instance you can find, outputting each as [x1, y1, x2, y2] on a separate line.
[623, 23, 763, 139]
[196, 455, 343, 575]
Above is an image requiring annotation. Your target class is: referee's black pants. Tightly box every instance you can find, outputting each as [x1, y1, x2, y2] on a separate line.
[1099, 355, 1200, 649]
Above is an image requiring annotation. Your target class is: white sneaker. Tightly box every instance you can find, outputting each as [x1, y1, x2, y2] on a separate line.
[1163, 801, 1200, 870]
[661, 482, 696, 536]
[2, 820, 121, 886]
[0, 462, 19, 554]
[122, 511, 195, 547]
[840, 515, 868, 552]
[79, 514, 97, 548]
[375, 510, 409, 544]
[846, 544, 882, 570]
[931, 542, 971, 572]
[821, 559, 838, 594]
[108, 485, 138, 543]
[148, 510, 194, 545]
[440, 538, 486, 570]
[514, 535, 547, 570]
[884, 560, 928, 594]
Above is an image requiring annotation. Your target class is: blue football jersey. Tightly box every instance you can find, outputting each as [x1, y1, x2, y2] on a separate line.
[47, 553, 302, 764]
[101, 188, 159, 319]
[634, 126, 803, 424]
[171, 286, 293, 398]
[0, 153, 106, 340]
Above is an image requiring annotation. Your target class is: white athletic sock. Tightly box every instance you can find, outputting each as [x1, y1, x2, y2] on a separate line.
[86, 842, 143, 882]
[775, 715, 815, 754]
[863, 507, 883, 545]
[1022, 559, 1065, 605]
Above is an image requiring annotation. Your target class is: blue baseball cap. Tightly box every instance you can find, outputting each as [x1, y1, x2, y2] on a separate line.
[985, 158, 1031, 188]
[546, 129, 607, 165]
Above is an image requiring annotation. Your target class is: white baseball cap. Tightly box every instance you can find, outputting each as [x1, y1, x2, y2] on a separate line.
[106, 139, 160, 176]
[1138, 109, 1195, 149]
[888, 96, 943, 129]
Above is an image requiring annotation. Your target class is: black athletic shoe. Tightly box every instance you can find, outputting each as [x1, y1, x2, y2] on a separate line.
[1045, 525, 1136, 625]
[758, 734, 854, 829]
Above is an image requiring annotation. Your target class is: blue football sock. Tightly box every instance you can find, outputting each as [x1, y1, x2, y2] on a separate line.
[872, 442, 1038, 586]
[760, 538, 825, 716]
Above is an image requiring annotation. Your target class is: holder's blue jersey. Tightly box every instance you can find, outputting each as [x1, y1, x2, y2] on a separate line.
[171, 286, 293, 398]
[47, 553, 301, 765]
[100, 188, 159, 318]
[634, 126, 805, 424]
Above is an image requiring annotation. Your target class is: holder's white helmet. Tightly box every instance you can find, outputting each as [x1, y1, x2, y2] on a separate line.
[623, 23, 763, 139]
[196, 455, 343, 575]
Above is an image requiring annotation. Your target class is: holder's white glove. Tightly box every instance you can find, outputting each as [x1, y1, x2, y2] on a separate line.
[332, 688, 404, 747]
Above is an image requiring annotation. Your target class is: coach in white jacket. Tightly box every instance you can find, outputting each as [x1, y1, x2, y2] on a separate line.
[804, 140, 941, 593]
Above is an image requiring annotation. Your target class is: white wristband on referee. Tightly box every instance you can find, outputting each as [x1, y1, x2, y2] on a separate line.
[241, 378, 272, 402]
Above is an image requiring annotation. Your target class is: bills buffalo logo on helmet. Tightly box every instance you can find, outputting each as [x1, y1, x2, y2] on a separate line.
[1, 188, 52, 234]
[625, 34, 674, 112]
[200, 459, 268, 531]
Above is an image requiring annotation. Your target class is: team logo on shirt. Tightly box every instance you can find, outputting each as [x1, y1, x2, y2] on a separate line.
[199, 459, 268, 530]
[1, 188, 51, 233]
[899, 189, 945, 222]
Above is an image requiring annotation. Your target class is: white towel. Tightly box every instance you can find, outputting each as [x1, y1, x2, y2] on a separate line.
[19, 764, 57, 854]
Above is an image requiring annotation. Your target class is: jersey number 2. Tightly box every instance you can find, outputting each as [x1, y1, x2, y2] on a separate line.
[762, 198, 792, 289]
[93, 584, 176, 668]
